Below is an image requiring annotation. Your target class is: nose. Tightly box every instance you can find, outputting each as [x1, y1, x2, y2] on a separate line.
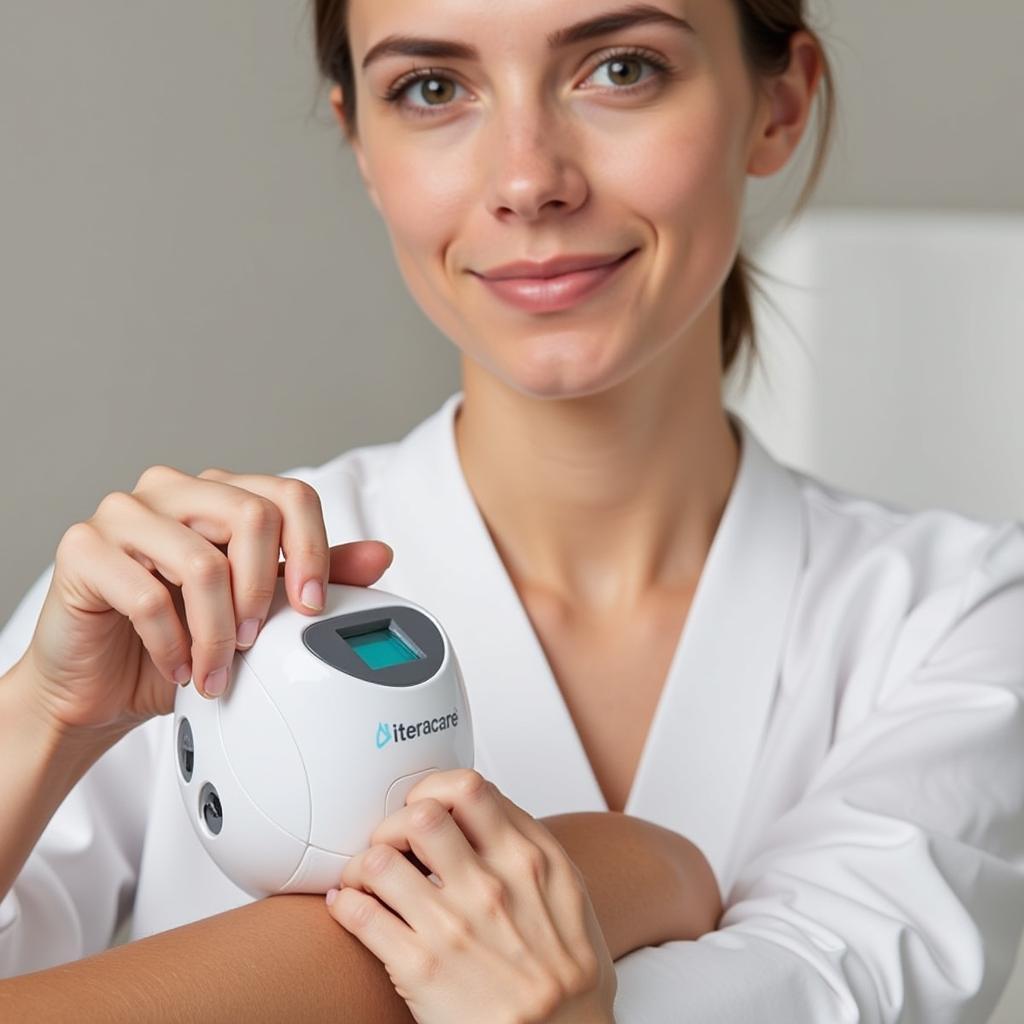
[482, 104, 588, 222]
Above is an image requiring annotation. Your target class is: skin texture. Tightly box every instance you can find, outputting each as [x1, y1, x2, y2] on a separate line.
[1, 0, 819, 1018]
[0, 805, 719, 1022]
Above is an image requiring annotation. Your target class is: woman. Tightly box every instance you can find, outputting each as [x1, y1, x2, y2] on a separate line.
[3, 1, 1024, 1021]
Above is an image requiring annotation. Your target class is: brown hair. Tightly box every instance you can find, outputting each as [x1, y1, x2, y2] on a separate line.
[311, 1, 837, 381]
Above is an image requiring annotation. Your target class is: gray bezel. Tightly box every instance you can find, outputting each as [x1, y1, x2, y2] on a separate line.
[302, 605, 444, 688]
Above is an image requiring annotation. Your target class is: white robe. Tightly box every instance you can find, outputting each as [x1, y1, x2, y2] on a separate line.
[3, 390, 1024, 1022]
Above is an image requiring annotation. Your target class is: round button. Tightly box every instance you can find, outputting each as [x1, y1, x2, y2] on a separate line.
[384, 768, 439, 817]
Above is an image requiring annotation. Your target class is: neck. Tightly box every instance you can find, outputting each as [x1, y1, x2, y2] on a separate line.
[454, 330, 740, 615]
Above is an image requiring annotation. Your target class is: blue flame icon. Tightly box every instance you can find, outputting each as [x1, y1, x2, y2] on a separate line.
[376, 721, 392, 749]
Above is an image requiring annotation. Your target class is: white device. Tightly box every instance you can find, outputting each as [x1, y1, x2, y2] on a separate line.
[173, 579, 474, 898]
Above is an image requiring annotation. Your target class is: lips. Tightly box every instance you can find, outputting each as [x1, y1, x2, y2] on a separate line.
[471, 248, 639, 314]
[475, 249, 638, 281]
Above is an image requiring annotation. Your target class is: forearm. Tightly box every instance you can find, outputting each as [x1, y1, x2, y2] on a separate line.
[542, 811, 723, 960]
[0, 657, 119, 900]
[0, 893, 413, 1023]
[0, 810, 720, 1020]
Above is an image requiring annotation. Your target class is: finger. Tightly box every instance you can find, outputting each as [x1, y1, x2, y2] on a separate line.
[339, 842, 451, 937]
[406, 770, 569, 874]
[338, 840, 537, 991]
[488, 799, 598, 976]
[489, 787, 569, 860]
[196, 475, 394, 606]
[401, 768, 514, 855]
[155, 465, 317, 620]
[366, 796, 573, 985]
[325, 886, 421, 969]
[488, 793, 593, 934]
[134, 466, 285, 655]
[275, 540, 394, 586]
[327, 540, 394, 586]
[194, 469, 332, 616]
[370, 798, 482, 888]
[89, 491, 236, 698]
[403, 773, 582, 952]
[55, 521, 194, 687]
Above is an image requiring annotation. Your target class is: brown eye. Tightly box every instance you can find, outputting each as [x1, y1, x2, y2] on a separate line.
[383, 71, 468, 116]
[419, 77, 456, 105]
[606, 58, 643, 87]
[583, 50, 671, 94]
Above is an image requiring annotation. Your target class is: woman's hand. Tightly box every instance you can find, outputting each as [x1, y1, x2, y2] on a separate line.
[325, 768, 617, 1024]
[22, 464, 393, 745]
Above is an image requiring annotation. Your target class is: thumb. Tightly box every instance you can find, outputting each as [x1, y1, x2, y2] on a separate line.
[326, 539, 394, 586]
[276, 539, 394, 588]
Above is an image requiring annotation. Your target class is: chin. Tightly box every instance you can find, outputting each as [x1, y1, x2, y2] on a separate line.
[497, 333, 642, 401]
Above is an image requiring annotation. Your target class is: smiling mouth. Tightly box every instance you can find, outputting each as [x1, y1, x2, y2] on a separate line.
[475, 246, 634, 280]
[471, 248, 640, 314]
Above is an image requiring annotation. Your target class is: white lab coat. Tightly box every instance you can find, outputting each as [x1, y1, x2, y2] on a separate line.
[3, 390, 1024, 1022]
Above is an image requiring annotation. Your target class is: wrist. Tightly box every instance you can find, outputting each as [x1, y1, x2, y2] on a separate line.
[0, 657, 118, 899]
[2, 653, 120, 776]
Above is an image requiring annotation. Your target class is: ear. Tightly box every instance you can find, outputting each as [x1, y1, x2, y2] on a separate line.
[328, 84, 382, 213]
[746, 30, 825, 178]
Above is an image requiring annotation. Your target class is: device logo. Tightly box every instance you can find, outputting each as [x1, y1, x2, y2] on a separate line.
[375, 709, 459, 750]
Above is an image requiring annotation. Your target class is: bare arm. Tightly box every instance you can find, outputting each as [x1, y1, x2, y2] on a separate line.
[0, 894, 411, 1024]
[0, 809, 721, 1021]
[0, 657, 129, 901]
[545, 810, 723, 958]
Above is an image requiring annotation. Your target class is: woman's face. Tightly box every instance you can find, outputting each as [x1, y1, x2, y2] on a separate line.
[338, 0, 789, 399]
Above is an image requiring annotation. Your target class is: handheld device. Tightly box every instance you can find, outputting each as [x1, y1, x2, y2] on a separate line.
[173, 579, 474, 897]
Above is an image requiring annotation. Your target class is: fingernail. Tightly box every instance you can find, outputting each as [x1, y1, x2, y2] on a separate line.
[325, 888, 338, 906]
[301, 579, 324, 611]
[237, 618, 260, 648]
[173, 663, 192, 685]
[205, 666, 228, 697]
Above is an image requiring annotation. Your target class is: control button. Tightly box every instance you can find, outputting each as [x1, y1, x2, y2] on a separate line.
[385, 768, 439, 817]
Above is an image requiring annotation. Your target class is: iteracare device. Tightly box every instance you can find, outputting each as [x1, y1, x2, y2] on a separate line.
[173, 579, 474, 898]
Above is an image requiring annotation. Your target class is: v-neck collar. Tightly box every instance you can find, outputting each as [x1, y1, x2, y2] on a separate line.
[371, 391, 806, 890]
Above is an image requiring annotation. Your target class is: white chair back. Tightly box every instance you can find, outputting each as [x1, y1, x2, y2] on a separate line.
[726, 208, 1024, 523]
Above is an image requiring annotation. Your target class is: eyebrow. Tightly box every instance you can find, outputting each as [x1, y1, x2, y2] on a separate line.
[360, 3, 695, 71]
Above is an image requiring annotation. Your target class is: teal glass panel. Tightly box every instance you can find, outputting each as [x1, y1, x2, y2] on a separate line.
[346, 627, 421, 669]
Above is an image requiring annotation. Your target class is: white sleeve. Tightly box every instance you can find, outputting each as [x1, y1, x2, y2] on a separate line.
[612, 521, 1024, 1024]
[0, 564, 157, 978]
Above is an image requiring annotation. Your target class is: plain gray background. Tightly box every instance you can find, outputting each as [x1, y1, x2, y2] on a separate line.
[3, 0, 1023, 623]
[2, 1, 1024, 1016]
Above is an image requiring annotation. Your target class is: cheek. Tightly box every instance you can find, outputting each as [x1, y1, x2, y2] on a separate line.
[366, 128, 471, 256]
[362, 138, 475, 328]
[595, 89, 746, 321]
[607, 87, 745, 237]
